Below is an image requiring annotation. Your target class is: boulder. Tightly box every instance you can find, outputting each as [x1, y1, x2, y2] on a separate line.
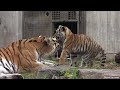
[36, 65, 120, 79]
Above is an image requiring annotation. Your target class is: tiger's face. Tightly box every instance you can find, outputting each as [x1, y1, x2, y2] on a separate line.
[53, 25, 67, 44]
[30, 35, 59, 56]
[36, 35, 47, 43]
[33, 35, 58, 47]
[36, 36, 59, 56]
[38, 36, 59, 48]
[48, 37, 58, 46]
[56, 25, 66, 37]
[45, 37, 60, 54]
[30, 35, 47, 44]
[54, 25, 73, 41]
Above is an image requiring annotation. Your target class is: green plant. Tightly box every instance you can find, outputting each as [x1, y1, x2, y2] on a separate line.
[63, 67, 79, 79]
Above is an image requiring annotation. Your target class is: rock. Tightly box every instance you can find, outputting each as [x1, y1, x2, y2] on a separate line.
[78, 69, 120, 79]
[36, 65, 120, 79]
[36, 65, 78, 79]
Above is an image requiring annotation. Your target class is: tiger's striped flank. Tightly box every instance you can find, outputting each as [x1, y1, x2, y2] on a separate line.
[0, 35, 58, 79]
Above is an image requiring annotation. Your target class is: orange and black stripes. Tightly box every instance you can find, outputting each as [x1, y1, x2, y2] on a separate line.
[54, 25, 106, 67]
[0, 37, 40, 74]
[0, 35, 58, 78]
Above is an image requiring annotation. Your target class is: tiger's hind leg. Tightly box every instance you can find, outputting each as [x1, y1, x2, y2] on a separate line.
[79, 59, 93, 68]
[79, 55, 89, 68]
[79, 58, 86, 68]
[69, 53, 78, 67]
[85, 59, 93, 68]
[0, 64, 23, 79]
[79, 54, 93, 68]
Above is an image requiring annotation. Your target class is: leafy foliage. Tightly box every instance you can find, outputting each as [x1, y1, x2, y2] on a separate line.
[63, 67, 79, 79]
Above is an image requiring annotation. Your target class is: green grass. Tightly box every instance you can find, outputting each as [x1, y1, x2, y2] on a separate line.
[22, 72, 37, 79]
[70, 57, 120, 69]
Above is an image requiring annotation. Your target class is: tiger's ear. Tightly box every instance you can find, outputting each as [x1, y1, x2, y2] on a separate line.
[37, 36, 46, 43]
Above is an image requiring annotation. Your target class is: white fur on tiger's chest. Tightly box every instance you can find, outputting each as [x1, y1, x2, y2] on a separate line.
[35, 50, 39, 61]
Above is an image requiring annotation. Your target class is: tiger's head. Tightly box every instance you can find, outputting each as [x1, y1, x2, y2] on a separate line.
[30, 35, 47, 44]
[31, 35, 59, 47]
[32, 35, 59, 56]
[43, 36, 60, 55]
[53, 25, 73, 43]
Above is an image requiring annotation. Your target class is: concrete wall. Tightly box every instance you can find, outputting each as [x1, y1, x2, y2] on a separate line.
[86, 11, 120, 54]
[1, 11, 120, 54]
[22, 11, 52, 39]
[0, 11, 22, 48]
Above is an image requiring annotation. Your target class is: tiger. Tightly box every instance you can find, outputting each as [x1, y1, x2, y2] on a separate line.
[0, 35, 59, 79]
[53, 25, 106, 68]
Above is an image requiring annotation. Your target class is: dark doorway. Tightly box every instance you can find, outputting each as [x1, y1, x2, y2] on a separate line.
[53, 22, 77, 34]
[52, 22, 78, 58]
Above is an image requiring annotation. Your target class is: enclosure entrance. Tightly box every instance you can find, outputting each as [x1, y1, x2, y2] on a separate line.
[53, 22, 77, 34]
[22, 11, 86, 59]
[53, 22, 78, 59]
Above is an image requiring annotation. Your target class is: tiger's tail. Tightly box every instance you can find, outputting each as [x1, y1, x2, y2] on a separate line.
[100, 50, 106, 67]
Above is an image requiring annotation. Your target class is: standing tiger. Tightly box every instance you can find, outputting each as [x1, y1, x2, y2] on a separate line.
[53, 25, 106, 68]
[0, 35, 58, 79]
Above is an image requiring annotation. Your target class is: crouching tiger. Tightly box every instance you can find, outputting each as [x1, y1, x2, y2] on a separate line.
[0, 35, 59, 79]
[53, 25, 106, 68]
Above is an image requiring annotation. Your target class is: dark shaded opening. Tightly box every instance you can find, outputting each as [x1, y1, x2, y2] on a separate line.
[53, 22, 77, 58]
[53, 22, 77, 34]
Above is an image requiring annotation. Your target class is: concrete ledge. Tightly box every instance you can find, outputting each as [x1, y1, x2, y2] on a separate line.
[79, 69, 120, 79]
[36, 65, 120, 79]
